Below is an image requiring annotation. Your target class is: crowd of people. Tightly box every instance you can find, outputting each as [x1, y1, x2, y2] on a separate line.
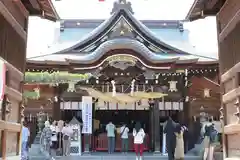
[21, 116, 219, 160]
[106, 116, 219, 160]
[40, 120, 74, 159]
[20, 120, 74, 160]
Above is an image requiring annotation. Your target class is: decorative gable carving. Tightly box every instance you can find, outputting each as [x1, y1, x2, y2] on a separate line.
[109, 18, 134, 38]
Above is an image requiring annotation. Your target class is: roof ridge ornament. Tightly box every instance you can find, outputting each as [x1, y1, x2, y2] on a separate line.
[111, 0, 134, 15]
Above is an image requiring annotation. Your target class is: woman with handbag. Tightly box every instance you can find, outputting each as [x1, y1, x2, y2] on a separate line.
[120, 123, 129, 153]
[133, 122, 145, 160]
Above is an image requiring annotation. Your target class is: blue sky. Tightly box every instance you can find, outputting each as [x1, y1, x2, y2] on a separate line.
[26, 0, 218, 58]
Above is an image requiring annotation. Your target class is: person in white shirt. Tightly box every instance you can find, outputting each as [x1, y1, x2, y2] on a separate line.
[62, 122, 73, 156]
[50, 121, 58, 149]
[106, 121, 116, 154]
[21, 121, 30, 160]
[120, 123, 129, 153]
[133, 122, 145, 160]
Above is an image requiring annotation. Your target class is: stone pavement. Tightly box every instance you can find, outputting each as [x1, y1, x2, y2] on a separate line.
[54, 153, 201, 160]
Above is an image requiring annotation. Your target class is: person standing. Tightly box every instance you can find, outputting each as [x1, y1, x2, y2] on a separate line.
[164, 116, 176, 160]
[202, 118, 217, 160]
[106, 121, 116, 154]
[21, 121, 30, 160]
[181, 124, 189, 153]
[174, 124, 184, 160]
[133, 122, 145, 160]
[41, 121, 52, 157]
[62, 122, 73, 156]
[120, 123, 129, 153]
[50, 121, 58, 157]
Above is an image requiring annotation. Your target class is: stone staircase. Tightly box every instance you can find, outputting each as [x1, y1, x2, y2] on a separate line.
[29, 133, 51, 160]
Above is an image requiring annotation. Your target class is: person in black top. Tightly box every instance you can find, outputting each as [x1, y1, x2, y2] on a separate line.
[203, 118, 216, 160]
[164, 116, 176, 160]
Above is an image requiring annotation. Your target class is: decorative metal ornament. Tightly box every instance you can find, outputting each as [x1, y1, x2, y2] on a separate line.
[108, 55, 136, 70]
[168, 81, 178, 92]
[110, 61, 135, 70]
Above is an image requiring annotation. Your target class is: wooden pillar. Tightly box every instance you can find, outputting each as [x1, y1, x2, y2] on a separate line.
[149, 106, 154, 151]
[153, 99, 160, 153]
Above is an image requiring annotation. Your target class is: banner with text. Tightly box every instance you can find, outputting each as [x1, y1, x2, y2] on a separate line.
[82, 96, 93, 134]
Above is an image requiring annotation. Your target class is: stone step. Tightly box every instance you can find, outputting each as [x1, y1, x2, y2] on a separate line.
[55, 154, 201, 160]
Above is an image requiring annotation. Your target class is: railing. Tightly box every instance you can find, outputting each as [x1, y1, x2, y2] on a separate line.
[93, 134, 150, 151]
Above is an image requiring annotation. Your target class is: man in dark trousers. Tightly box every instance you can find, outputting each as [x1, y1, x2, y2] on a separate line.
[164, 116, 176, 160]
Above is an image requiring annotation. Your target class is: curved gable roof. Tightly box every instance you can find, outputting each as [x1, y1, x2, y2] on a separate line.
[52, 1, 192, 55]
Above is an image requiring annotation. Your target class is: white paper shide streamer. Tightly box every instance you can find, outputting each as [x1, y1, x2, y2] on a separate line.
[131, 79, 135, 96]
[111, 80, 116, 97]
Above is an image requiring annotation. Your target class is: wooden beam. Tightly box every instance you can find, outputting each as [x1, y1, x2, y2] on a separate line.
[221, 62, 240, 83]
[12, 0, 29, 17]
[218, 8, 240, 42]
[222, 86, 240, 104]
[205, 0, 219, 10]
[0, 1, 27, 41]
[0, 120, 21, 132]
[224, 124, 240, 135]
[5, 85, 23, 102]
[29, 0, 41, 10]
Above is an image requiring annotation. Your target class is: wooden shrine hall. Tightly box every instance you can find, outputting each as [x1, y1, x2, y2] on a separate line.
[25, 0, 220, 152]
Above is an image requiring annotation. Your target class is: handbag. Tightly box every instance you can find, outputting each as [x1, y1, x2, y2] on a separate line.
[63, 135, 69, 140]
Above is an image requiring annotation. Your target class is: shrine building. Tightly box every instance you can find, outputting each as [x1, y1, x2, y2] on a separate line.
[24, 0, 220, 152]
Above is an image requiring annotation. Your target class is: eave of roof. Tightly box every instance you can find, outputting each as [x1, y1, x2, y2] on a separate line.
[27, 38, 218, 63]
[185, 0, 203, 21]
[185, 0, 223, 21]
[37, 0, 60, 21]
